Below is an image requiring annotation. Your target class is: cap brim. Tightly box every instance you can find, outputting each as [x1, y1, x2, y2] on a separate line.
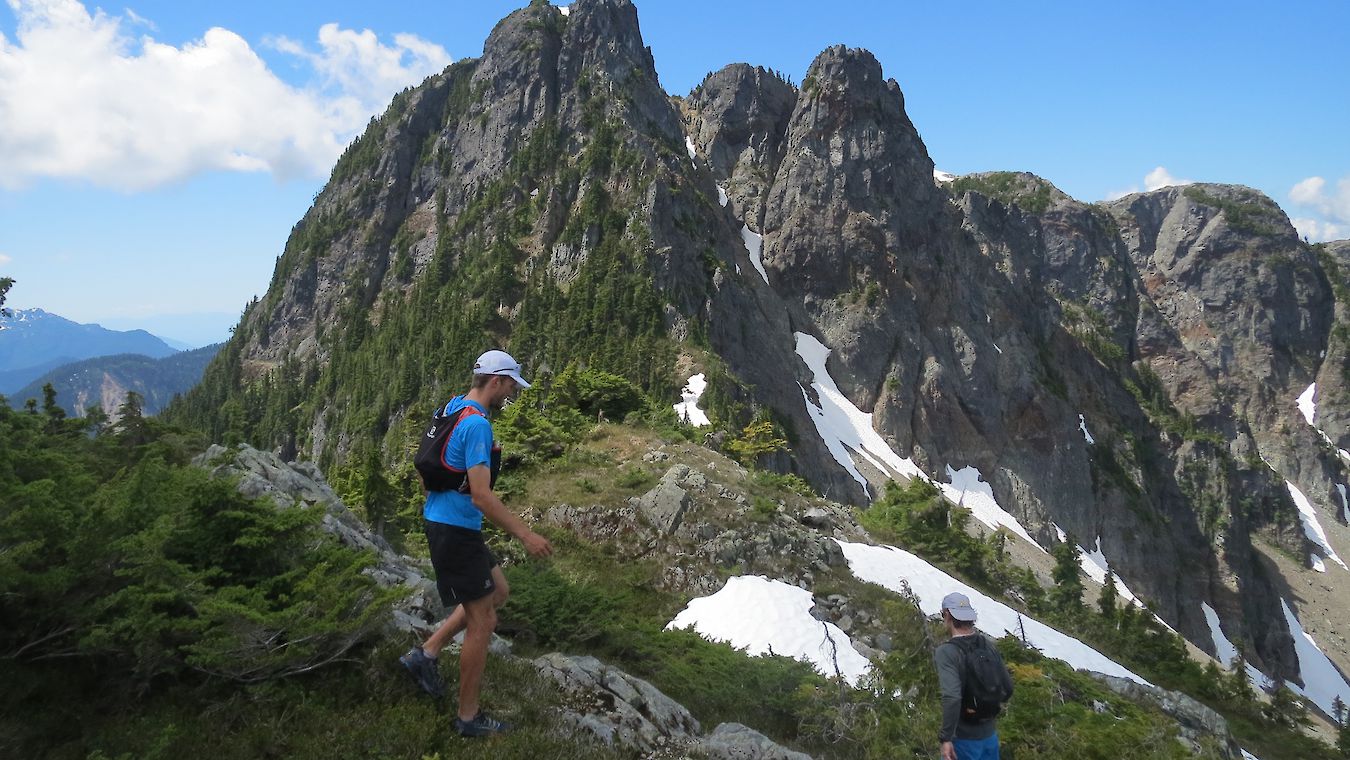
[947, 607, 978, 622]
[506, 371, 531, 389]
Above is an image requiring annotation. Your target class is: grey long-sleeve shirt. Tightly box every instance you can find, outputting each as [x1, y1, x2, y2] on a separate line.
[933, 633, 998, 742]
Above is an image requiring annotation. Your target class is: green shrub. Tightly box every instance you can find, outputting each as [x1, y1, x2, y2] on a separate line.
[860, 478, 1000, 584]
[751, 469, 817, 498]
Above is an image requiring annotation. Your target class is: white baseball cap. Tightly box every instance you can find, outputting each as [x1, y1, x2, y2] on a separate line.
[473, 349, 531, 389]
[941, 592, 978, 622]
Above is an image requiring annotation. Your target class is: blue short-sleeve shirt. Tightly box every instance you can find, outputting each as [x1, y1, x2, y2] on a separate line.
[423, 396, 493, 530]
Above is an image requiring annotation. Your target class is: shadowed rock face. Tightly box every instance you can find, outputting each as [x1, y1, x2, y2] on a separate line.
[202, 0, 1350, 692]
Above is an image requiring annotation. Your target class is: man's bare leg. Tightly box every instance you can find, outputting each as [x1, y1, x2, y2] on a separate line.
[423, 567, 508, 658]
[457, 593, 497, 721]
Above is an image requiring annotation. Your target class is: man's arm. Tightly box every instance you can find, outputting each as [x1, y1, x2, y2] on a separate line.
[467, 465, 552, 557]
[934, 643, 964, 744]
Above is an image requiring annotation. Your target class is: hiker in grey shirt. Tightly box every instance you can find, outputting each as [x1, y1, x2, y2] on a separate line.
[933, 592, 1011, 760]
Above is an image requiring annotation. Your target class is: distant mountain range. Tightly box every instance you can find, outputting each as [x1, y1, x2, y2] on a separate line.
[10, 344, 222, 418]
[0, 308, 180, 394]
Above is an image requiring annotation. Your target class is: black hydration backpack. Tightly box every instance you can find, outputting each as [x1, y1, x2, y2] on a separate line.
[413, 403, 501, 493]
[952, 634, 1014, 722]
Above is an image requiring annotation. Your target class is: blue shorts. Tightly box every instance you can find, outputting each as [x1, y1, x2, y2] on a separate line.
[953, 733, 999, 760]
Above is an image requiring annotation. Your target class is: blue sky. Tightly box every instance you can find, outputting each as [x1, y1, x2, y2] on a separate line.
[2, 0, 1347, 347]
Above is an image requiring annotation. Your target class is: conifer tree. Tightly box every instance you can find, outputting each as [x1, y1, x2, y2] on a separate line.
[1339, 719, 1350, 758]
[0, 276, 12, 317]
[1264, 681, 1308, 728]
[1051, 537, 1084, 615]
[1334, 693, 1347, 727]
[1098, 565, 1119, 621]
[1228, 652, 1255, 703]
[84, 404, 109, 436]
[114, 391, 148, 447]
[41, 383, 66, 429]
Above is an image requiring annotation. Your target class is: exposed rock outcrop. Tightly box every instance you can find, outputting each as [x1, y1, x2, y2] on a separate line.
[193, 444, 445, 636]
[534, 652, 814, 759]
[1092, 673, 1245, 759]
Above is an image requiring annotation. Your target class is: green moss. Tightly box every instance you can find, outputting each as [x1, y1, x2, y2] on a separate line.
[950, 171, 1057, 214]
[1183, 186, 1287, 238]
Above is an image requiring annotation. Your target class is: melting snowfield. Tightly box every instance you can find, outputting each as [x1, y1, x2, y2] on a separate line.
[792, 332, 1046, 554]
[1286, 480, 1347, 572]
[1078, 413, 1095, 444]
[685, 134, 697, 160]
[1280, 599, 1350, 718]
[1078, 537, 1142, 605]
[793, 332, 926, 496]
[1202, 602, 1240, 668]
[837, 540, 1149, 685]
[741, 225, 768, 284]
[665, 575, 872, 686]
[1297, 382, 1350, 464]
[938, 465, 1042, 551]
[673, 373, 710, 427]
[1201, 601, 1274, 689]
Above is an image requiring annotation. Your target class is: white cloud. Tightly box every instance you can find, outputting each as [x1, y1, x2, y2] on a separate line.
[0, 0, 451, 190]
[1291, 217, 1346, 242]
[1287, 175, 1350, 242]
[1144, 166, 1194, 191]
[267, 24, 450, 127]
[0, 252, 11, 265]
[1102, 166, 1194, 201]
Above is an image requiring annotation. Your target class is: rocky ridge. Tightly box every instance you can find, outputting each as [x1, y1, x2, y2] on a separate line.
[198, 434, 1262, 758]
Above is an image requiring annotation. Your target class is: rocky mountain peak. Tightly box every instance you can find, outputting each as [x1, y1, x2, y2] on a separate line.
[682, 63, 796, 227]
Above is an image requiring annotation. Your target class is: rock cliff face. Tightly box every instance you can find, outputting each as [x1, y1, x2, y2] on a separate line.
[183, 0, 1350, 700]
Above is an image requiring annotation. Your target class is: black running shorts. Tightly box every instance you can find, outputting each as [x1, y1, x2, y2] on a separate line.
[424, 521, 498, 606]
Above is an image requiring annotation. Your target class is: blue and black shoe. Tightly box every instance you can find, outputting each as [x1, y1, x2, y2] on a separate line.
[455, 711, 511, 738]
[399, 647, 445, 698]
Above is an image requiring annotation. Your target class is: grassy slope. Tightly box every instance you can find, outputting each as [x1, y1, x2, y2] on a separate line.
[33, 422, 1330, 759]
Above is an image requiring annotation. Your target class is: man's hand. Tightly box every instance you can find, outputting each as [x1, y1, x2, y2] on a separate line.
[521, 530, 553, 557]
[940, 740, 957, 760]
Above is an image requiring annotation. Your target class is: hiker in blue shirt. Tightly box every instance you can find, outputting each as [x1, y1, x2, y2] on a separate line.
[399, 350, 553, 738]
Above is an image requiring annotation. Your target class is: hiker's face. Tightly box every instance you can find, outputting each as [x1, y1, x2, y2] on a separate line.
[489, 376, 519, 409]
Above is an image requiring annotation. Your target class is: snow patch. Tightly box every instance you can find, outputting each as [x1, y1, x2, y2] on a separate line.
[838, 540, 1149, 685]
[666, 575, 872, 686]
[993, 342, 1002, 355]
[1295, 382, 1350, 464]
[1296, 382, 1317, 426]
[1201, 602, 1243, 671]
[1338, 483, 1348, 523]
[1280, 598, 1350, 718]
[1078, 414, 1095, 444]
[1053, 524, 1067, 543]
[1286, 480, 1347, 571]
[1202, 603, 1273, 688]
[1311, 554, 1327, 573]
[716, 184, 728, 207]
[741, 225, 768, 284]
[556, 3, 570, 16]
[934, 169, 956, 183]
[685, 135, 697, 160]
[1079, 537, 1140, 604]
[794, 333, 926, 497]
[673, 373, 710, 427]
[938, 465, 1043, 552]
